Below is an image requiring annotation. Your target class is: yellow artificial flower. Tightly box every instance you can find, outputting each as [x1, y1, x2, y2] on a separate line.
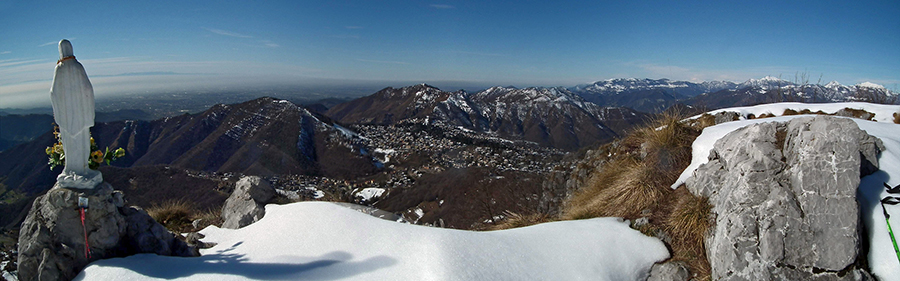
[91, 150, 104, 163]
[114, 147, 126, 158]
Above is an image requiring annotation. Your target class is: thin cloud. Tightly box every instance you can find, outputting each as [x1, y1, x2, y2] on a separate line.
[203, 27, 253, 38]
[38, 38, 77, 47]
[331, 35, 360, 39]
[356, 59, 409, 65]
[450, 50, 508, 57]
[0, 51, 10, 55]
[260, 40, 280, 48]
[430, 4, 455, 9]
[345, 26, 363, 29]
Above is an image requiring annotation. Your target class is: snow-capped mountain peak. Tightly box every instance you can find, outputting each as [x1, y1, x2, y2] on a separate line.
[738, 76, 792, 90]
[856, 82, 887, 91]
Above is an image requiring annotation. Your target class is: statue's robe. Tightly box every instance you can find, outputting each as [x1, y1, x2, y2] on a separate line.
[50, 39, 101, 188]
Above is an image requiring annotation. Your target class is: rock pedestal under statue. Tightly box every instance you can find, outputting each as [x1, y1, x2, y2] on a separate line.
[17, 183, 199, 281]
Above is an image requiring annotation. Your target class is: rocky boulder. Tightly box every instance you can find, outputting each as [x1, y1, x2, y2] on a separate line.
[713, 111, 740, 125]
[685, 116, 883, 280]
[647, 261, 690, 281]
[220, 176, 275, 229]
[17, 182, 198, 281]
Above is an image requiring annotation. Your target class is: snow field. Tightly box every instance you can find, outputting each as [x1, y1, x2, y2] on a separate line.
[76, 202, 668, 281]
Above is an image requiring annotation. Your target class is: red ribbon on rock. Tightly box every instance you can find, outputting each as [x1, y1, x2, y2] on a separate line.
[80, 207, 91, 259]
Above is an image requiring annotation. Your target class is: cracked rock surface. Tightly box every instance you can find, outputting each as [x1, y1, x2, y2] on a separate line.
[17, 182, 198, 281]
[685, 116, 883, 281]
[220, 176, 275, 229]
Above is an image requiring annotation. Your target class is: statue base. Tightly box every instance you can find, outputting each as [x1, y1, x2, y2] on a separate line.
[56, 169, 103, 189]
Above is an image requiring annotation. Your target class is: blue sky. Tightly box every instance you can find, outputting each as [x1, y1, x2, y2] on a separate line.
[1, 0, 899, 108]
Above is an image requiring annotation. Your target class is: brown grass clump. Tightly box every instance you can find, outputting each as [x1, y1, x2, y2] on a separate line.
[147, 200, 194, 232]
[489, 211, 552, 230]
[147, 200, 222, 233]
[664, 188, 713, 279]
[191, 209, 224, 231]
[563, 111, 697, 220]
[757, 113, 776, 119]
[640, 111, 700, 150]
[798, 109, 828, 115]
[838, 108, 875, 120]
[894, 112, 899, 124]
[564, 159, 670, 220]
[782, 109, 799, 116]
[561, 111, 711, 280]
[694, 113, 716, 129]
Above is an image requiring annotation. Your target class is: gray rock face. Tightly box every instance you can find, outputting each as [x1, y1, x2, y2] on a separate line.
[647, 262, 690, 281]
[17, 182, 197, 281]
[685, 116, 882, 280]
[221, 176, 275, 229]
[713, 111, 740, 125]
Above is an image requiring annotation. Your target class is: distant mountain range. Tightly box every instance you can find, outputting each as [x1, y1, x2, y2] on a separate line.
[1, 77, 897, 231]
[0, 97, 378, 195]
[327, 84, 649, 151]
[570, 76, 897, 112]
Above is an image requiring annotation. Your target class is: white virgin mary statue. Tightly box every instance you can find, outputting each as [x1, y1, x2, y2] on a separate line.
[50, 39, 102, 189]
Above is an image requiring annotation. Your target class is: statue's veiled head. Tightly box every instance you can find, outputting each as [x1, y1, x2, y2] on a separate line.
[59, 39, 74, 59]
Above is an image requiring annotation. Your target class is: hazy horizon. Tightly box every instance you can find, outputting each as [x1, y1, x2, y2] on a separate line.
[2, 0, 899, 109]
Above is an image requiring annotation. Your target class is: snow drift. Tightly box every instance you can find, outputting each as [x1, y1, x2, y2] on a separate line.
[75, 202, 668, 280]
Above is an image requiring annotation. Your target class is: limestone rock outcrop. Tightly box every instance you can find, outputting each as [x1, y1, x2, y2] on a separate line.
[17, 182, 198, 281]
[221, 176, 275, 229]
[685, 116, 883, 280]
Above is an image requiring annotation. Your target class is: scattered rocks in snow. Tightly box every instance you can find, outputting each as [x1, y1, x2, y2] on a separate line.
[17, 182, 197, 281]
[220, 176, 275, 229]
[713, 111, 740, 125]
[685, 116, 882, 280]
[331, 202, 402, 221]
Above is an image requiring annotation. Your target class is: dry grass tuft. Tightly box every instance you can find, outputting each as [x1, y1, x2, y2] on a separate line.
[489, 211, 552, 230]
[666, 190, 712, 248]
[757, 113, 776, 119]
[639, 111, 697, 151]
[838, 108, 875, 120]
[191, 208, 224, 231]
[147, 200, 222, 233]
[561, 110, 711, 279]
[665, 188, 713, 280]
[798, 109, 828, 115]
[564, 159, 670, 220]
[694, 113, 716, 130]
[894, 112, 899, 124]
[782, 109, 799, 116]
[147, 200, 194, 232]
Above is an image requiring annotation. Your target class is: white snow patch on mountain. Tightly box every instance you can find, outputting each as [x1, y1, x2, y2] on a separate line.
[333, 124, 366, 140]
[75, 202, 668, 281]
[857, 81, 888, 91]
[695, 102, 899, 123]
[354, 188, 385, 201]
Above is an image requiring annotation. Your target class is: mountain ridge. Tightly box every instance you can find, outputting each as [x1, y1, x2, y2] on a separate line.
[326, 84, 650, 151]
